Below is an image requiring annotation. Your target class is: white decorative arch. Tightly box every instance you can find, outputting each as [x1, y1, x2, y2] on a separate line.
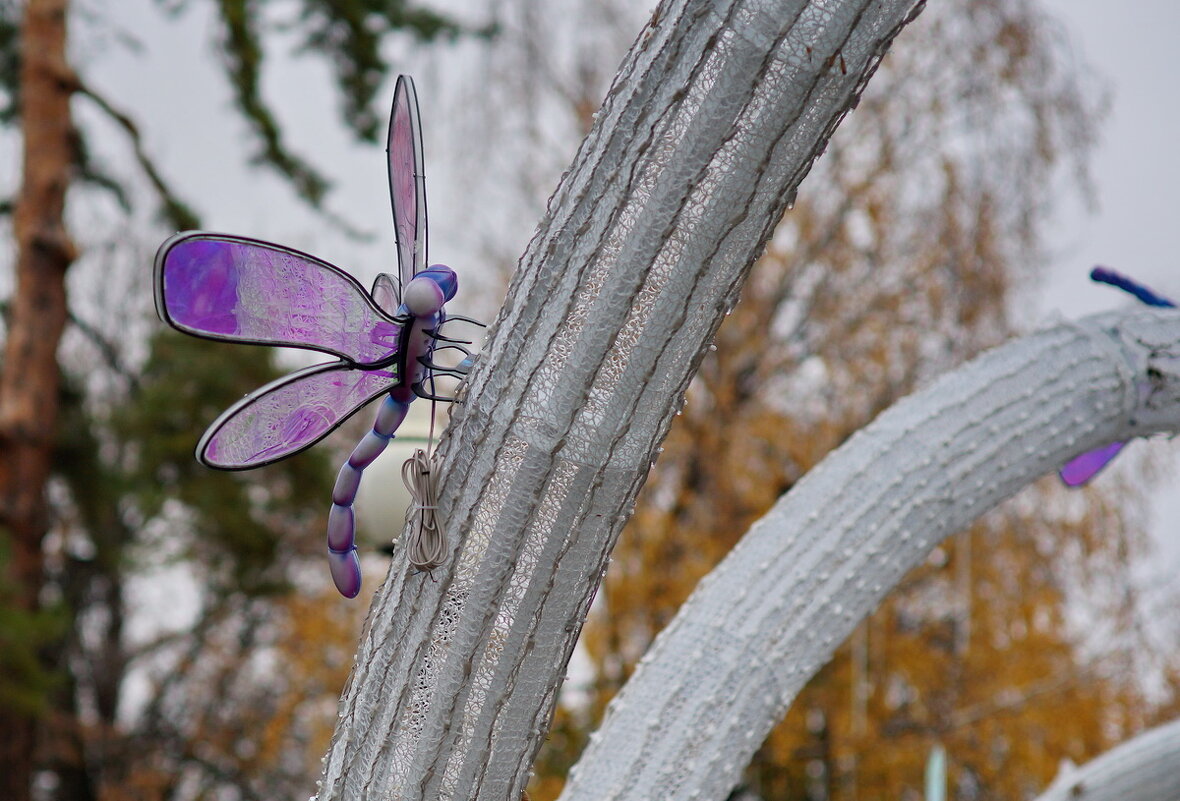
[559, 309, 1180, 800]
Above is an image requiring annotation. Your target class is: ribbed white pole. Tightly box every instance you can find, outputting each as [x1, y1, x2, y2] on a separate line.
[315, 0, 928, 798]
[559, 309, 1180, 801]
[1035, 717, 1180, 801]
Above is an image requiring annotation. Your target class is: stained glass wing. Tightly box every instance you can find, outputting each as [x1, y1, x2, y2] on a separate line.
[387, 74, 427, 295]
[371, 273, 401, 315]
[198, 361, 399, 469]
[155, 232, 402, 366]
[1060, 441, 1126, 487]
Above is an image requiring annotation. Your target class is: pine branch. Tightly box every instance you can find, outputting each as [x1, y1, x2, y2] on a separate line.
[65, 309, 141, 393]
[215, 0, 330, 207]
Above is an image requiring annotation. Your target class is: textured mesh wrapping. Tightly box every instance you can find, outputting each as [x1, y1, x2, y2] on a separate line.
[1033, 716, 1180, 801]
[558, 309, 1180, 801]
[315, 1, 927, 799]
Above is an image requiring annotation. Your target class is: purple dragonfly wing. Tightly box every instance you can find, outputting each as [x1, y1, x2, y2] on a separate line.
[371, 273, 401, 316]
[1060, 441, 1126, 487]
[388, 74, 427, 294]
[155, 232, 403, 366]
[198, 361, 399, 469]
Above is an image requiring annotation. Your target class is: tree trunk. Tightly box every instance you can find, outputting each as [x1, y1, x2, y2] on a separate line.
[0, 0, 76, 797]
[558, 308, 1180, 800]
[316, 0, 926, 798]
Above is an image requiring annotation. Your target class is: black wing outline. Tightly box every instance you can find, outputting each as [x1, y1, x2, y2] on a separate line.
[387, 74, 428, 298]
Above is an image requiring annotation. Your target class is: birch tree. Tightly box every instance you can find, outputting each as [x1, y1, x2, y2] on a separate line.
[1033, 716, 1180, 801]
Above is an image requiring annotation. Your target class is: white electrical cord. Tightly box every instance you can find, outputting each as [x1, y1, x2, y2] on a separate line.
[401, 447, 447, 571]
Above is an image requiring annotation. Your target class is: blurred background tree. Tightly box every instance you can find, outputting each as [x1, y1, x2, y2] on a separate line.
[46, 316, 351, 799]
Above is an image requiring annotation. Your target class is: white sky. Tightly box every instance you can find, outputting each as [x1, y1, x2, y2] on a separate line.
[1038, 0, 1180, 320]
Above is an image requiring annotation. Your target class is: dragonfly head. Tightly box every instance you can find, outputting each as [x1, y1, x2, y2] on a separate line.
[403, 264, 458, 316]
[421, 264, 457, 301]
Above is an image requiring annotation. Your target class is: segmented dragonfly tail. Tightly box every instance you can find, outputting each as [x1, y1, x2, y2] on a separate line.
[326, 394, 412, 597]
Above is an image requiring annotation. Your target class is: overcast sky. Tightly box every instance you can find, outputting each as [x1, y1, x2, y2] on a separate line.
[1038, 0, 1180, 315]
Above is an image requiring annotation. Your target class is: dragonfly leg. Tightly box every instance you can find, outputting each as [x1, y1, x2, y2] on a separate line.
[410, 381, 458, 403]
[1090, 267, 1176, 308]
[436, 313, 487, 328]
[431, 343, 474, 358]
[1059, 268, 1173, 489]
[417, 356, 472, 379]
[326, 395, 411, 597]
[425, 330, 473, 346]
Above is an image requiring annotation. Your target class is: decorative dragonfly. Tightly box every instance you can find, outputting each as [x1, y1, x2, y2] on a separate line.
[153, 75, 478, 597]
[1059, 266, 1174, 487]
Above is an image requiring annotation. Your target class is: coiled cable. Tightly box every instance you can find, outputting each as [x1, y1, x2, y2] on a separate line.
[402, 447, 447, 571]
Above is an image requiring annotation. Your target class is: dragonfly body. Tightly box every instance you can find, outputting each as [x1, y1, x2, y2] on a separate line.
[326, 265, 457, 597]
[154, 76, 474, 597]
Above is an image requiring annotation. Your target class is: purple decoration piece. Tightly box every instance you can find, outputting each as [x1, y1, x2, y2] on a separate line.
[327, 547, 362, 599]
[198, 362, 398, 469]
[1060, 441, 1126, 487]
[1090, 267, 1176, 308]
[417, 264, 458, 303]
[349, 431, 392, 469]
[1060, 267, 1173, 487]
[374, 392, 410, 434]
[154, 75, 473, 598]
[326, 504, 356, 552]
[388, 75, 427, 290]
[332, 462, 363, 506]
[156, 233, 403, 366]
[322, 395, 410, 594]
